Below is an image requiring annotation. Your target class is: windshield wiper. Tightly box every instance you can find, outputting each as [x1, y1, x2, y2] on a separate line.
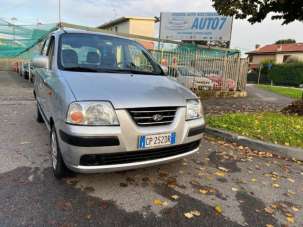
[63, 66, 99, 72]
[106, 68, 162, 75]
[63, 66, 162, 75]
[126, 69, 162, 75]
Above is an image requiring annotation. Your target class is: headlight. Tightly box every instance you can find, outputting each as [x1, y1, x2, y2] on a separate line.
[186, 99, 203, 120]
[66, 102, 119, 126]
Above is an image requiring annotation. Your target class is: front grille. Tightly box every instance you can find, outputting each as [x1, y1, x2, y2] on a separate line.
[80, 140, 200, 166]
[128, 107, 178, 126]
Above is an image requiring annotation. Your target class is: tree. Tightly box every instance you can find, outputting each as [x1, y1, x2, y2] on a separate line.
[212, 0, 303, 109]
[275, 39, 296, 44]
[212, 0, 303, 24]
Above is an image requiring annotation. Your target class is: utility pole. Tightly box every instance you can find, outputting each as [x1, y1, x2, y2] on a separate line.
[58, 0, 62, 26]
[257, 64, 263, 85]
[11, 17, 17, 45]
[156, 14, 162, 50]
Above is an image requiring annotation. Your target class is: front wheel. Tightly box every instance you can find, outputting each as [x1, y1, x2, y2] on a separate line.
[36, 102, 44, 123]
[50, 127, 69, 179]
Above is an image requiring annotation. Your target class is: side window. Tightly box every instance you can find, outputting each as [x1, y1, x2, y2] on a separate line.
[116, 45, 124, 66]
[41, 38, 50, 56]
[47, 37, 55, 68]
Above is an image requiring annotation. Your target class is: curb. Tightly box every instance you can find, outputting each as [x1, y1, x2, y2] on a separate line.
[204, 127, 303, 161]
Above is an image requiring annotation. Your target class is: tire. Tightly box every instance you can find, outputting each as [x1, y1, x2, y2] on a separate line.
[30, 75, 35, 83]
[36, 102, 44, 123]
[50, 127, 69, 179]
[24, 72, 29, 80]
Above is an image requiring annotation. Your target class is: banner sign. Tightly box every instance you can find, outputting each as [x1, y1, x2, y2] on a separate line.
[160, 12, 233, 42]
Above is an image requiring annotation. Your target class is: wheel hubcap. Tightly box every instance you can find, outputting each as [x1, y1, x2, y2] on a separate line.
[51, 131, 58, 169]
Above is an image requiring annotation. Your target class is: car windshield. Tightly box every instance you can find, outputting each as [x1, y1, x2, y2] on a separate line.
[58, 33, 163, 75]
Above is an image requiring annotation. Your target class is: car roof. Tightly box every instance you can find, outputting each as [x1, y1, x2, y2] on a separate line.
[51, 28, 132, 41]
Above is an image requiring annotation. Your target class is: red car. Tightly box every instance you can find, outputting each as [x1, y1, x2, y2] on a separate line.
[207, 75, 236, 91]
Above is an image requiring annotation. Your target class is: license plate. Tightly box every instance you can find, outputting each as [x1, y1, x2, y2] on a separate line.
[138, 132, 176, 149]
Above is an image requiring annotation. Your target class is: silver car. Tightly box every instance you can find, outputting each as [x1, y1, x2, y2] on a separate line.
[33, 29, 205, 178]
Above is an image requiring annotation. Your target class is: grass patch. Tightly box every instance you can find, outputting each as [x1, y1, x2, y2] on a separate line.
[257, 84, 303, 99]
[207, 112, 303, 148]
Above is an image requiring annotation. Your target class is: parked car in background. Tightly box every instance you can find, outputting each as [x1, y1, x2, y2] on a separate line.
[206, 74, 236, 91]
[169, 65, 214, 91]
[32, 29, 205, 178]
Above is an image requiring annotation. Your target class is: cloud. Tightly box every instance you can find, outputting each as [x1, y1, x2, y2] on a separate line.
[56, 0, 214, 26]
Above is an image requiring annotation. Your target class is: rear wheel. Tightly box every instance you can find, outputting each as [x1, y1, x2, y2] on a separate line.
[50, 127, 69, 179]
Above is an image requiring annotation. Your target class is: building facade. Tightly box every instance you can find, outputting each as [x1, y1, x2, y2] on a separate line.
[246, 43, 303, 69]
[98, 17, 156, 49]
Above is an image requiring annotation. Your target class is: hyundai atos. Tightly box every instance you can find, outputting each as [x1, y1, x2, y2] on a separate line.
[33, 29, 205, 178]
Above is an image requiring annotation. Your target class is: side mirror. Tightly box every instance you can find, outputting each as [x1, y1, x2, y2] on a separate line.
[32, 55, 49, 69]
[161, 65, 169, 76]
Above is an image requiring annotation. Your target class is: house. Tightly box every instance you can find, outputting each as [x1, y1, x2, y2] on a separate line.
[97, 17, 157, 49]
[246, 43, 303, 69]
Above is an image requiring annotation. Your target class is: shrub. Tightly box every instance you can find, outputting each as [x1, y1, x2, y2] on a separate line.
[247, 70, 271, 84]
[282, 100, 303, 116]
[268, 63, 303, 86]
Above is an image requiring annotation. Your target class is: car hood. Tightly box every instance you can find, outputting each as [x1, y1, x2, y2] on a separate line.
[61, 72, 197, 109]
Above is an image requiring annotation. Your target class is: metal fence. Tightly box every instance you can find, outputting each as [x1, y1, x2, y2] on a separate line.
[1, 22, 248, 94]
[1, 51, 248, 94]
[149, 49, 248, 92]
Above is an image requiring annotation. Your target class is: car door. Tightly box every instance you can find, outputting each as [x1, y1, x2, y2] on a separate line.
[35, 37, 50, 118]
[42, 36, 56, 120]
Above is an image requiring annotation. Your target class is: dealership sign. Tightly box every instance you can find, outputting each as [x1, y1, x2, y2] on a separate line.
[160, 12, 233, 42]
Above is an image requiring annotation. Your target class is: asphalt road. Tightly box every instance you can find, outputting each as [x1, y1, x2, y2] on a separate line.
[1, 71, 303, 227]
[203, 84, 293, 115]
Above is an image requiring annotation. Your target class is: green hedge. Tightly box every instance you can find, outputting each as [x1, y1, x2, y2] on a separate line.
[269, 63, 303, 86]
[247, 62, 273, 84]
[247, 71, 271, 84]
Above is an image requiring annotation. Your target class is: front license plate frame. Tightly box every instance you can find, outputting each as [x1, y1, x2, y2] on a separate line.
[138, 132, 176, 149]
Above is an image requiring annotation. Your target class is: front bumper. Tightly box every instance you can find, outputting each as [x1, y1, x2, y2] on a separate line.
[67, 143, 200, 173]
[57, 107, 204, 173]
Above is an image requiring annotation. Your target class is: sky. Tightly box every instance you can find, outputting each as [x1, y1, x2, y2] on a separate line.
[1, 0, 302, 53]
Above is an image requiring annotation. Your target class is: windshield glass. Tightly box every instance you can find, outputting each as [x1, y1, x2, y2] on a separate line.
[58, 33, 163, 75]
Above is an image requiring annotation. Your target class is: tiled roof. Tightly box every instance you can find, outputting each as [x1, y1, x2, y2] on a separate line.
[247, 43, 303, 54]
